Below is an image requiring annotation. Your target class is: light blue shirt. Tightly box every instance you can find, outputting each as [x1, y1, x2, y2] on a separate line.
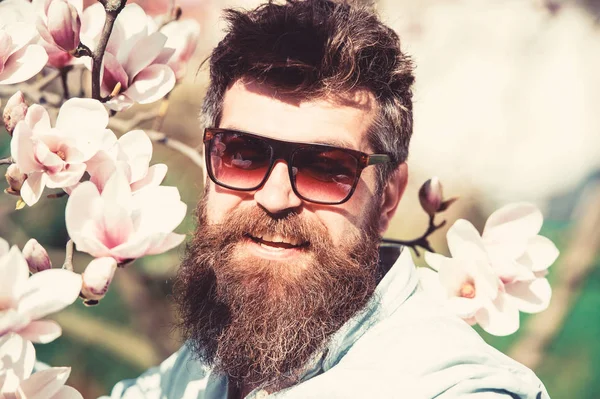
[104, 249, 550, 399]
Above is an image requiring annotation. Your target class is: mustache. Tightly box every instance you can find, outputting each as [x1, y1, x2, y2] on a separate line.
[200, 204, 323, 249]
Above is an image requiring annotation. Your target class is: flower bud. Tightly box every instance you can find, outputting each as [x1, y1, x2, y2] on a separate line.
[5, 164, 26, 196]
[3, 91, 28, 136]
[81, 257, 117, 301]
[419, 177, 443, 216]
[46, 0, 81, 52]
[23, 238, 52, 273]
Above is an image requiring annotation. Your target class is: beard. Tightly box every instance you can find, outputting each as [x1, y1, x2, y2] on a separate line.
[174, 194, 382, 390]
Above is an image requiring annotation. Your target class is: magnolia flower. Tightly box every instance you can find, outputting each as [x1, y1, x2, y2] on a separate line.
[0, 333, 82, 399]
[3, 90, 28, 135]
[34, 0, 82, 53]
[480, 203, 559, 286]
[160, 19, 200, 81]
[10, 98, 114, 206]
[0, 0, 36, 26]
[66, 171, 186, 262]
[22, 238, 52, 274]
[4, 164, 26, 196]
[0, 237, 82, 343]
[81, 257, 117, 301]
[85, 129, 168, 194]
[80, 3, 175, 111]
[419, 177, 443, 216]
[0, 22, 48, 85]
[419, 222, 516, 335]
[422, 203, 558, 336]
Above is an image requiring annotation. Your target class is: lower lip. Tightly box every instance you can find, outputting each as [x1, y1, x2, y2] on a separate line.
[242, 238, 306, 260]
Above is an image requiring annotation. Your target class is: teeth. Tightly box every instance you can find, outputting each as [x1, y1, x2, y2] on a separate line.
[255, 234, 300, 246]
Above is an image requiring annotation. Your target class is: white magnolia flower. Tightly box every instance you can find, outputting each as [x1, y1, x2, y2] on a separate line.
[10, 98, 114, 206]
[0, 238, 82, 344]
[421, 203, 558, 336]
[0, 333, 82, 398]
[66, 170, 186, 262]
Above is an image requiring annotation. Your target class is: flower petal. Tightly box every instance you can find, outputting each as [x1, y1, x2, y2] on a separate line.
[423, 251, 447, 272]
[483, 202, 543, 244]
[24, 103, 52, 132]
[0, 333, 36, 380]
[20, 367, 70, 399]
[101, 169, 133, 213]
[55, 98, 109, 132]
[133, 185, 186, 233]
[11, 121, 40, 173]
[49, 385, 83, 399]
[0, 246, 30, 299]
[20, 172, 48, 206]
[475, 294, 520, 336]
[117, 129, 152, 182]
[518, 235, 559, 272]
[6, 22, 37, 55]
[124, 31, 167, 78]
[130, 163, 167, 192]
[0, 44, 48, 85]
[17, 319, 62, 344]
[44, 163, 86, 188]
[16, 269, 82, 320]
[505, 278, 552, 314]
[124, 64, 175, 105]
[446, 219, 488, 261]
[146, 232, 185, 256]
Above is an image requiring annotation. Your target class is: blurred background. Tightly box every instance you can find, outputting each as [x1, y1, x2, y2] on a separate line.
[1, 0, 600, 397]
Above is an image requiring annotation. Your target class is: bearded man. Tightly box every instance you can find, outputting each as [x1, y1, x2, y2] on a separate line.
[106, 0, 550, 398]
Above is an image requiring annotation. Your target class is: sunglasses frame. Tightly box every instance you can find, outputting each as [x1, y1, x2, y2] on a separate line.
[203, 127, 391, 205]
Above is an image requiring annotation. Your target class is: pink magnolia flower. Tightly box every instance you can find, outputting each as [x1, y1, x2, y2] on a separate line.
[0, 333, 82, 399]
[34, 0, 82, 53]
[80, 3, 175, 111]
[65, 170, 186, 262]
[481, 203, 559, 288]
[10, 98, 114, 206]
[3, 90, 28, 135]
[0, 237, 82, 344]
[419, 221, 517, 336]
[160, 19, 200, 81]
[22, 238, 52, 274]
[86, 129, 168, 193]
[422, 203, 558, 336]
[81, 257, 117, 301]
[0, 22, 48, 85]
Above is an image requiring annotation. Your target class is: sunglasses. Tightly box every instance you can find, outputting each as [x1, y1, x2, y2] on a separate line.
[203, 128, 391, 205]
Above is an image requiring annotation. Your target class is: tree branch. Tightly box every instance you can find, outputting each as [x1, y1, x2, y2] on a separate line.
[91, 0, 128, 101]
[381, 213, 447, 256]
[62, 239, 74, 271]
[0, 157, 13, 166]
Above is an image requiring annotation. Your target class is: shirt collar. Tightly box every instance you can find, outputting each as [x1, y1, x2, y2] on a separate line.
[303, 247, 419, 375]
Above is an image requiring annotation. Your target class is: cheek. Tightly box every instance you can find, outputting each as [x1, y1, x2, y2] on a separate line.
[205, 184, 251, 224]
[312, 175, 378, 245]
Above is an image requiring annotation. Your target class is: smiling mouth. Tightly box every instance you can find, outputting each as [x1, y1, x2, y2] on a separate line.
[245, 233, 309, 250]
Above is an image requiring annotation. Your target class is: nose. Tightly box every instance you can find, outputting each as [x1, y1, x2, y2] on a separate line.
[254, 161, 302, 214]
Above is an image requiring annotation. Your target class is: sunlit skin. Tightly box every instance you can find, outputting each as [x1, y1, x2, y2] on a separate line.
[204, 80, 408, 262]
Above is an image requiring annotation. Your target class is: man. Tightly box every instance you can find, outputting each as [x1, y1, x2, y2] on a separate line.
[107, 0, 550, 397]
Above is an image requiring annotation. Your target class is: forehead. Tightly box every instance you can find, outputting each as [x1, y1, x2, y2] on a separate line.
[219, 80, 377, 151]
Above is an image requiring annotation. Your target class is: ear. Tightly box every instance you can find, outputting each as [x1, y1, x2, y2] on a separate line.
[378, 163, 408, 234]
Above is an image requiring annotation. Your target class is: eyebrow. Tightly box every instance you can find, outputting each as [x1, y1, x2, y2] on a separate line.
[220, 125, 357, 150]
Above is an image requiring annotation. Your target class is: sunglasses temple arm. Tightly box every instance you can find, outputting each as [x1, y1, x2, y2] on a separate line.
[367, 154, 391, 166]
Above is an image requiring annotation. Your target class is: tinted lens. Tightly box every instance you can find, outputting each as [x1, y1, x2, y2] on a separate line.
[208, 132, 272, 189]
[292, 147, 358, 203]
